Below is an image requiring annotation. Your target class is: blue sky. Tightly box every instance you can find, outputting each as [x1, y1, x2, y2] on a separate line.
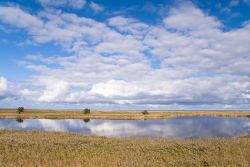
[0, 0, 250, 110]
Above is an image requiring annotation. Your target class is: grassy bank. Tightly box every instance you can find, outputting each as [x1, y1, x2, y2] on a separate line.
[0, 109, 250, 120]
[0, 130, 249, 167]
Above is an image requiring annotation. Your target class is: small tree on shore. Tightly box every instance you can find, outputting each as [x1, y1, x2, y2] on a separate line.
[17, 107, 24, 114]
[142, 110, 149, 115]
[83, 108, 90, 114]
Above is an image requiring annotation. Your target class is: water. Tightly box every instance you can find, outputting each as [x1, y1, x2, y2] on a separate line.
[1, 116, 250, 139]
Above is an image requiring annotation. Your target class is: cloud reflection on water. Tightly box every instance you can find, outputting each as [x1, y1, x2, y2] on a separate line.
[0, 116, 250, 139]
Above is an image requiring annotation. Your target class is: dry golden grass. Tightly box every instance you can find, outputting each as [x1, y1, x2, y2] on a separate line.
[0, 130, 249, 167]
[0, 108, 250, 120]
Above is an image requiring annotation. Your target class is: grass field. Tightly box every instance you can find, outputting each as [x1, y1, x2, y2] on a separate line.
[0, 130, 249, 167]
[0, 108, 250, 119]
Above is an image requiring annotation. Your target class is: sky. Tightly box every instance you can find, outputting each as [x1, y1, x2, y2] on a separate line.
[0, 0, 250, 110]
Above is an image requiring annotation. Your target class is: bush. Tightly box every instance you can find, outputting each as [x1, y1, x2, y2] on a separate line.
[142, 110, 149, 115]
[83, 108, 90, 114]
[17, 107, 24, 114]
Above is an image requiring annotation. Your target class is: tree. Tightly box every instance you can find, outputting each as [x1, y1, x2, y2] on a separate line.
[142, 110, 149, 115]
[17, 107, 24, 114]
[83, 108, 90, 114]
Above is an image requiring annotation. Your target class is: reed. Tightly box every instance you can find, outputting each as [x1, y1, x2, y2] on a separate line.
[0, 130, 249, 167]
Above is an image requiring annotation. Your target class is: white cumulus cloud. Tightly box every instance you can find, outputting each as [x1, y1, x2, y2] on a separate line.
[0, 3, 249, 109]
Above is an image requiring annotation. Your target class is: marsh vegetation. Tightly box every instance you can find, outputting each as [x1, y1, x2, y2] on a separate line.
[0, 130, 249, 167]
[0, 109, 249, 119]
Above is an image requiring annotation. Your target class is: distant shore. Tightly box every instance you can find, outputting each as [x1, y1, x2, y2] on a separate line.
[0, 130, 249, 166]
[0, 109, 250, 120]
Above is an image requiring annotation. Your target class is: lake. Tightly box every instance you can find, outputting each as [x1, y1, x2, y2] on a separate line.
[1, 116, 250, 139]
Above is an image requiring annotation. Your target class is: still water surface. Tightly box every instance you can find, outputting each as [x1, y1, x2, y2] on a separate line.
[1, 116, 250, 139]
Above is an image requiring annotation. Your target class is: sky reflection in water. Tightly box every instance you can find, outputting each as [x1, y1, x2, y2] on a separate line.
[1, 116, 250, 139]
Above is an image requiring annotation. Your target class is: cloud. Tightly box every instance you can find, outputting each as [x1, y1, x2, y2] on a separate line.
[89, 80, 142, 98]
[164, 4, 221, 32]
[0, 77, 8, 92]
[108, 16, 149, 39]
[89, 1, 104, 13]
[0, 3, 249, 109]
[144, 4, 250, 76]
[37, 78, 70, 102]
[37, 0, 86, 9]
[0, 76, 13, 100]
[0, 6, 43, 29]
[1, 6, 104, 46]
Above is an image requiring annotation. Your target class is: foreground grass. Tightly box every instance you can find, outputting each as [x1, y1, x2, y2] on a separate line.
[0, 108, 250, 120]
[0, 130, 249, 167]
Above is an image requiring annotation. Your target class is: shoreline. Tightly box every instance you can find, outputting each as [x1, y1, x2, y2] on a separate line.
[0, 109, 250, 119]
